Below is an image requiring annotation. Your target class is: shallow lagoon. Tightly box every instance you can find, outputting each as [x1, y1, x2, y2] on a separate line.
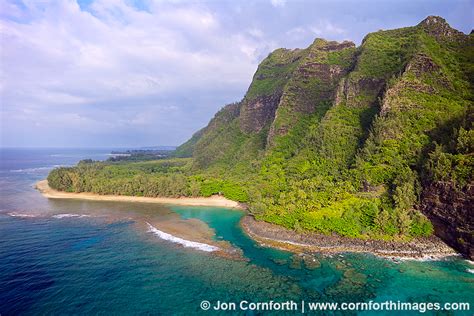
[0, 148, 472, 315]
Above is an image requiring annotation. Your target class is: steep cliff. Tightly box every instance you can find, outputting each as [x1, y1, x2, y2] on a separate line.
[422, 181, 473, 259]
[54, 16, 473, 256]
[174, 16, 473, 254]
[420, 109, 474, 259]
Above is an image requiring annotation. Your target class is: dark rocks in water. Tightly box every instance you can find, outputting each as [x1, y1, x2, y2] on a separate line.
[270, 258, 288, 266]
[289, 255, 303, 269]
[302, 255, 321, 270]
[325, 268, 372, 301]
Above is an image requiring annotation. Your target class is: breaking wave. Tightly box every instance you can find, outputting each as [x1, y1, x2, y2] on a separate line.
[7, 212, 92, 219]
[52, 214, 91, 219]
[10, 165, 71, 173]
[146, 222, 218, 252]
[7, 212, 38, 218]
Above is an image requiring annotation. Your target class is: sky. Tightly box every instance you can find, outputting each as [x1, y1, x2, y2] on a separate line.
[0, 0, 472, 148]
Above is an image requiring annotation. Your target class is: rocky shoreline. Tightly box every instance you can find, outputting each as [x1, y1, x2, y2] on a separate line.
[241, 215, 457, 260]
[37, 179, 459, 260]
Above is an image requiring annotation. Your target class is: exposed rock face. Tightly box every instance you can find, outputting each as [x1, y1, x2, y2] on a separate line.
[318, 40, 355, 52]
[294, 63, 347, 110]
[207, 102, 241, 129]
[175, 16, 472, 255]
[267, 39, 356, 144]
[239, 48, 303, 135]
[421, 182, 474, 260]
[380, 54, 441, 116]
[335, 77, 385, 108]
[240, 94, 281, 133]
[418, 16, 465, 41]
[405, 53, 440, 75]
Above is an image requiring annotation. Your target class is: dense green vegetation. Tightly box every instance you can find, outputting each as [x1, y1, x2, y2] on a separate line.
[48, 17, 473, 242]
[48, 159, 249, 202]
[245, 48, 306, 100]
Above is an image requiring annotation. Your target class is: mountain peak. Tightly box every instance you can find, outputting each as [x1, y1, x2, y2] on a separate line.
[418, 15, 464, 40]
[309, 38, 355, 51]
[419, 15, 448, 27]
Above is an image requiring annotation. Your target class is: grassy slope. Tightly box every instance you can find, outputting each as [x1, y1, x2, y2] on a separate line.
[253, 23, 472, 239]
[48, 19, 473, 241]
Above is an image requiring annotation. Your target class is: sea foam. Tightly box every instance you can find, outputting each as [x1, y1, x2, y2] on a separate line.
[7, 212, 38, 218]
[10, 165, 71, 173]
[52, 214, 91, 219]
[146, 222, 219, 252]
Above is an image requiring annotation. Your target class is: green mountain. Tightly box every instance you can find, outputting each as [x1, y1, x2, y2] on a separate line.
[48, 17, 473, 257]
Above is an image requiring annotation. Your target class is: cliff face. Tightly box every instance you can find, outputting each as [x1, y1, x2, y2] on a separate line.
[239, 48, 302, 134]
[240, 94, 280, 134]
[422, 182, 473, 259]
[175, 16, 473, 255]
[418, 16, 466, 41]
[267, 39, 356, 145]
[419, 108, 474, 259]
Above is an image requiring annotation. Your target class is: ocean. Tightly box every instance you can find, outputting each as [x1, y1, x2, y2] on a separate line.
[0, 148, 472, 315]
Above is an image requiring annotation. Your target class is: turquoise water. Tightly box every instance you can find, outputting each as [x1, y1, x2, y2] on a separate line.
[0, 148, 473, 315]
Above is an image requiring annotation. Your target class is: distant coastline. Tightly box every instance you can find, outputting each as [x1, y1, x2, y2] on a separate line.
[35, 180, 244, 209]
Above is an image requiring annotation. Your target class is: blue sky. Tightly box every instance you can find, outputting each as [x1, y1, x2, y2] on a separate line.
[0, 0, 472, 148]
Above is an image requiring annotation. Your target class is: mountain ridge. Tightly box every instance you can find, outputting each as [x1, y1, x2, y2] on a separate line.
[48, 16, 474, 258]
[172, 15, 473, 257]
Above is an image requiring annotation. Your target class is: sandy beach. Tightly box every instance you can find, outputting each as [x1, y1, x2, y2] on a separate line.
[36, 180, 244, 209]
[36, 180, 457, 260]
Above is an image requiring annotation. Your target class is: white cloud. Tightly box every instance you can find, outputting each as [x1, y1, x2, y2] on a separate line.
[0, 0, 470, 147]
[247, 28, 264, 39]
[285, 27, 307, 40]
[285, 21, 346, 44]
[270, 0, 286, 8]
[0, 0, 276, 146]
[310, 20, 346, 36]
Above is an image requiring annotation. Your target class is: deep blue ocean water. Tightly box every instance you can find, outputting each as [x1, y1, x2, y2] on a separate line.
[0, 148, 472, 315]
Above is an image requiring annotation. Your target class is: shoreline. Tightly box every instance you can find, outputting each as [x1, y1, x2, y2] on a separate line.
[35, 180, 244, 209]
[36, 180, 457, 260]
[241, 215, 457, 260]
